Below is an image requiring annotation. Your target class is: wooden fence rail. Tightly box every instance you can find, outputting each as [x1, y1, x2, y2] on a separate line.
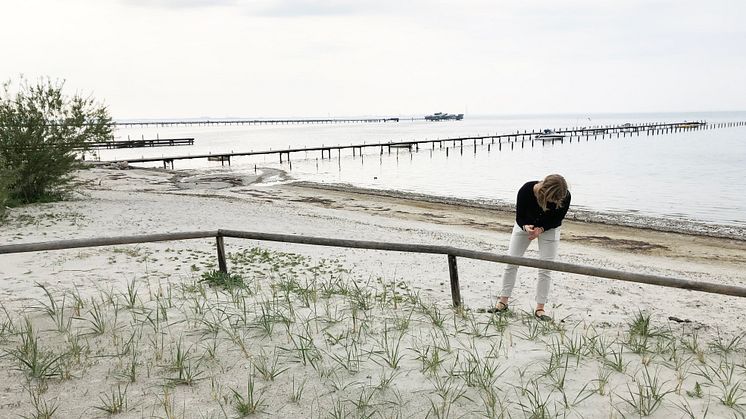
[1, 229, 744, 307]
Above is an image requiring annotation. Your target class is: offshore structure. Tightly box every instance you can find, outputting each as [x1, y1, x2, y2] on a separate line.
[425, 112, 464, 121]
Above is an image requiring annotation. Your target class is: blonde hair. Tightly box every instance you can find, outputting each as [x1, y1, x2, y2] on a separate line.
[536, 174, 569, 211]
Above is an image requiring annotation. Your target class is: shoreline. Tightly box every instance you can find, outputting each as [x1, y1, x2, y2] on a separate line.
[282, 179, 746, 267]
[68, 165, 746, 265]
[53, 165, 746, 269]
[113, 162, 744, 241]
[289, 180, 746, 241]
[4, 165, 746, 296]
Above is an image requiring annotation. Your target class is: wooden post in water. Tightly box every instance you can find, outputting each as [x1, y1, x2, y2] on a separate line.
[447, 255, 461, 307]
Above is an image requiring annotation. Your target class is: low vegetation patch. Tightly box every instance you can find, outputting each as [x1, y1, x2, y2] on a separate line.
[0, 246, 743, 418]
[200, 270, 247, 289]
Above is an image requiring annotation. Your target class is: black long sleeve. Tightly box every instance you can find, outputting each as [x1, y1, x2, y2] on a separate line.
[514, 181, 571, 230]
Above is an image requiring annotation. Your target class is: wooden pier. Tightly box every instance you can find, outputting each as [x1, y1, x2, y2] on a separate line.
[96, 121, 744, 169]
[111, 117, 400, 127]
[80, 138, 194, 150]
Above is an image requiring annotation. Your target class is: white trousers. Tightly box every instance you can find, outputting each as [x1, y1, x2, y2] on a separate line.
[500, 223, 561, 304]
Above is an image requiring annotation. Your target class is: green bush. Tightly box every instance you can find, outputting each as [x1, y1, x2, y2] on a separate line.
[0, 157, 8, 221]
[0, 77, 112, 204]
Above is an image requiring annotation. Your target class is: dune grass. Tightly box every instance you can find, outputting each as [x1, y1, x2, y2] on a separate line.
[0, 246, 744, 418]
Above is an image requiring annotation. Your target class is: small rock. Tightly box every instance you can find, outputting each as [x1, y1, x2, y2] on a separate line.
[667, 316, 691, 323]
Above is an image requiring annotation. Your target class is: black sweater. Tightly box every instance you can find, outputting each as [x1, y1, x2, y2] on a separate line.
[515, 181, 571, 231]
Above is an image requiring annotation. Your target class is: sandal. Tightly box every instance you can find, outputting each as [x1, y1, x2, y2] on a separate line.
[487, 301, 509, 314]
[534, 309, 552, 322]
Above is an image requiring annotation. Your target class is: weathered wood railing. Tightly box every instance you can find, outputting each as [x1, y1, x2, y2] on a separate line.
[1, 229, 744, 306]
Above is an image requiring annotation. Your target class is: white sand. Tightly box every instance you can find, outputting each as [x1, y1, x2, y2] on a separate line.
[0, 166, 744, 418]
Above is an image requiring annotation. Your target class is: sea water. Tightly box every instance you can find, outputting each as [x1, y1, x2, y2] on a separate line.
[103, 112, 746, 234]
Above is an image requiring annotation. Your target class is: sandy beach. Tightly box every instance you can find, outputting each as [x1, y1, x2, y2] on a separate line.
[1, 166, 745, 418]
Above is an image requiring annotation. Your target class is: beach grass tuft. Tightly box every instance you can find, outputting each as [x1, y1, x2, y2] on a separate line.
[1, 245, 744, 417]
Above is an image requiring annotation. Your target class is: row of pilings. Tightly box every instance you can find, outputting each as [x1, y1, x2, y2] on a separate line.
[98, 121, 744, 169]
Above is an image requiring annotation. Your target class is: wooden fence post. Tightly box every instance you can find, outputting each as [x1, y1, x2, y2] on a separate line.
[448, 254, 462, 307]
[216, 235, 228, 273]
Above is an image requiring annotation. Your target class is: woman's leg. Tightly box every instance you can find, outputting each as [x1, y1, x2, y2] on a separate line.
[499, 224, 532, 302]
[535, 227, 561, 306]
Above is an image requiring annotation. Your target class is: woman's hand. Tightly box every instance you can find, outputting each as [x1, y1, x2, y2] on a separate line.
[525, 225, 544, 240]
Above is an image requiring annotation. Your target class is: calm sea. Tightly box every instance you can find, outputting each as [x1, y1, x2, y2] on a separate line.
[102, 112, 746, 235]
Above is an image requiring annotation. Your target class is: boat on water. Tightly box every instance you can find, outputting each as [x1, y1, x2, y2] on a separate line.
[677, 121, 706, 128]
[425, 112, 464, 121]
[534, 129, 565, 141]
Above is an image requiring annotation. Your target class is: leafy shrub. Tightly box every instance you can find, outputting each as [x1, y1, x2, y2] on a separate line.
[0, 77, 112, 204]
[0, 155, 10, 221]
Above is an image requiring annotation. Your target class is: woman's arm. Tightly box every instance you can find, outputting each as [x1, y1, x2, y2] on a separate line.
[515, 182, 533, 229]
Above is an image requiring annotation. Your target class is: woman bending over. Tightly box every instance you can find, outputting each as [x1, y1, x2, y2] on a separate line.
[490, 174, 571, 321]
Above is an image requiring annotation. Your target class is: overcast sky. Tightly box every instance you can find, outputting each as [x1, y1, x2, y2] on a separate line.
[3, 0, 745, 118]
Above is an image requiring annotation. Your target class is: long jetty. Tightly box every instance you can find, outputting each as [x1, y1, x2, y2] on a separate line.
[79, 138, 194, 150]
[97, 121, 744, 169]
[112, 117, 400, 127]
